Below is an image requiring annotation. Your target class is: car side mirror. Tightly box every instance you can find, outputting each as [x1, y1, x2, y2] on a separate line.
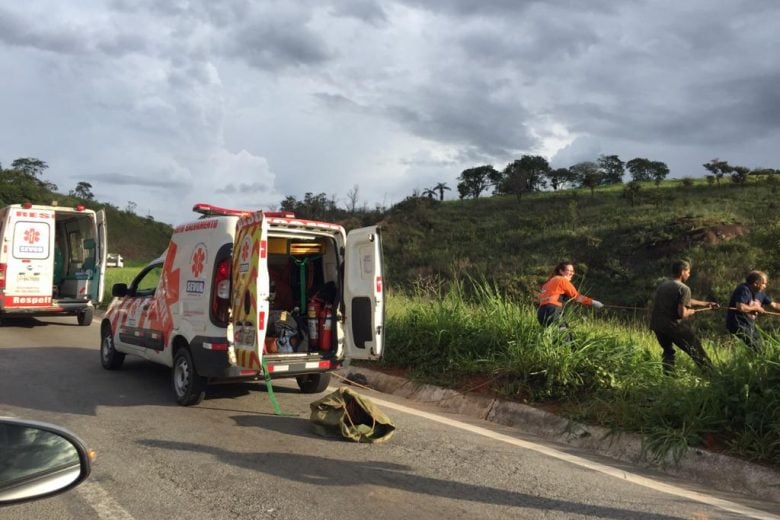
[112, 283, 128, 297]
[0, 418, 93, 506]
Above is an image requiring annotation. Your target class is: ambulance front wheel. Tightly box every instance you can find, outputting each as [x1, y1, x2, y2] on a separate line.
[78, 308, 93, 326]
[173, 348, 207, 406]
[296, 372, 331, 394]
[100, 326, 125, 370]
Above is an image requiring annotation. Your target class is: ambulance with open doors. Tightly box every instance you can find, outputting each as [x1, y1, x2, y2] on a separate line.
[0, 203, 107, 326]
[100, 203, 384, 405]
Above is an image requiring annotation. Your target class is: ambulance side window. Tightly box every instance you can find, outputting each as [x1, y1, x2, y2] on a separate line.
[131, 264, 162, 298]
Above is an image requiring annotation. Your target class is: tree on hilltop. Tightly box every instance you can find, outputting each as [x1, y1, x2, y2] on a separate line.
[433, 182, 451, 201]
[457, 165, 496, 199]
[597, 154, 625, 184]
[11, 157, 48, 177]
[493, 155, 549, 202]
[545, 167, 575, 190]
[570, 161, 602, 196]
[702, 159, 732, 185]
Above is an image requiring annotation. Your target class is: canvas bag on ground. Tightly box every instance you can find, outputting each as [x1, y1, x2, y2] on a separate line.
[309, 387, 396, 443]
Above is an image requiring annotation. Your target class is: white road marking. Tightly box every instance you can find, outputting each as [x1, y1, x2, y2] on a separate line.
[77, 481, 135, 520]
[368, 395, 780, 520]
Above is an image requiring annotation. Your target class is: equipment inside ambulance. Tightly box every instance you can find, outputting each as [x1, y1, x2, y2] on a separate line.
[101, 203, 384, 406]
[0, 203, 107, 326]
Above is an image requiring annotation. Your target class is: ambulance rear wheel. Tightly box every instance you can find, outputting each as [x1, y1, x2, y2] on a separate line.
[173, 348, 206, 406]
[100, 327, 125, 370]
[78, 308, 93, 326]
[296, 372, 331, 394]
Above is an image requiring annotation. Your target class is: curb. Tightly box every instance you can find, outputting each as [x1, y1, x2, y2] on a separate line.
[338, 366, 780, 503]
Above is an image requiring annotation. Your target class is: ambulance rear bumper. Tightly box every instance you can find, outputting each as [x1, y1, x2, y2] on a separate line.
[0, 299, 92, 317]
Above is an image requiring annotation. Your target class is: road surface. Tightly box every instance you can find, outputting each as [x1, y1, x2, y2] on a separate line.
[1, 316, 778, 519]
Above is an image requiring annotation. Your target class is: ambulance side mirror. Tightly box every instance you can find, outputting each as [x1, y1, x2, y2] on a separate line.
[111, 283, 128, 297]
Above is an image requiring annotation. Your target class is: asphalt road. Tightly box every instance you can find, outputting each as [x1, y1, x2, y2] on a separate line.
[1, 316, 778, 520]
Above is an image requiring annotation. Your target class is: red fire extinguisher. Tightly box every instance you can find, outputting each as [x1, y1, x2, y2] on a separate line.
[307, 297, 320, 343]
[319, 303, 333, 351]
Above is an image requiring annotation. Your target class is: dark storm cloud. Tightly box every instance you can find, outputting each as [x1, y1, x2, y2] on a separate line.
[556, 68, 780, 149]
[90, 172, 190, 190]
[216, 182, 270, 194]
[227, 17, 333, 70]
[384, 83, 536, 157]
[312, 92, 363, 111]
[0, 7, 87, 54]
[396, 0, 619, 17]
[328, 0, 387, 26]
[0, 6, 147, 56]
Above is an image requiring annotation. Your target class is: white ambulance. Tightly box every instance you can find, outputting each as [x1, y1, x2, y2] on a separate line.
[0, 203, 107, 326]
[100, 203, 384, 405]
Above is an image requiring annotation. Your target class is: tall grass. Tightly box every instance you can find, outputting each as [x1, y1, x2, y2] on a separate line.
[100, 266, 143, 307]
[384, 280, 780, 465]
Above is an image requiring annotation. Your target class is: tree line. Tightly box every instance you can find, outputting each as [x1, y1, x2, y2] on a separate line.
[454, 155, 779, 201]
[0, 157, 96, 204]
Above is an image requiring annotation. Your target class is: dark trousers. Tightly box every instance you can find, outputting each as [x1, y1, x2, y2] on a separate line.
[652, 325, 712, 374]
[537, 305, 562, 328]
[730, 323, 763, 352]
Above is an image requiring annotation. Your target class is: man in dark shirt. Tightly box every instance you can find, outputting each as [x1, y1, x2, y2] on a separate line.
[650, 260, 719, 374]
[726, 271, 780, 351]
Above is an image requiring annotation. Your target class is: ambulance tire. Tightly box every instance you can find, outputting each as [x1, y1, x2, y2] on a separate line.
[296, 372, 331, 394]
[173, 348, 207, 406]
[78, 308, 94, 326]
[100, 327, 125, 370]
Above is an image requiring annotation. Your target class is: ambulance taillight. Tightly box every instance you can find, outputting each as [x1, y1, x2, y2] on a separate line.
[211, 258, 231, 324]
[0, 263, 5, 290]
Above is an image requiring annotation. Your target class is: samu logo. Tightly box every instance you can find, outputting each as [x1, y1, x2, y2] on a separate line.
[24, 228, 41, 244]
[190, 244, 208, 278]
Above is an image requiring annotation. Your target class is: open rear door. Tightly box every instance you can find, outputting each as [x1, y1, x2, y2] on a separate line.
[96, 209, 107, 304]
[230, 212, 270, 371]
[343, 226, 384, 360]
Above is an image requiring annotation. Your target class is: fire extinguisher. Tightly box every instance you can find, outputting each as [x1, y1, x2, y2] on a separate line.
[319, 303, 333, 351]
[307, 297, 320, 343]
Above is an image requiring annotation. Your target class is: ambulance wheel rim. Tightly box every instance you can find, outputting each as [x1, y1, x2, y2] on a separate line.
[101, 336, 113, 364]
[174, 356, 191, 396]
[172, 349, 206, 405]
[100, 327, 125, 369]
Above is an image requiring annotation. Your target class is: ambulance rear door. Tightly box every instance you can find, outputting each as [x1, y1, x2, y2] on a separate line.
[230, 211, 270, 371]
[96, 209, 107, 304]
[343, 226, 384, 360]
[5, 208, 55, 306]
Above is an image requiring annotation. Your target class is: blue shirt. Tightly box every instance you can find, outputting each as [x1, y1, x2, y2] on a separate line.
[726, 283, 773, 333]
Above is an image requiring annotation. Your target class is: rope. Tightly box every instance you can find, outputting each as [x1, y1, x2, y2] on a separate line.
[602, 304, 648, 311]
[727, 307, 780, 317]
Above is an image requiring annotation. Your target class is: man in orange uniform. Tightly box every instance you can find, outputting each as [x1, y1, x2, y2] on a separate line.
[537, 261, 603, 327]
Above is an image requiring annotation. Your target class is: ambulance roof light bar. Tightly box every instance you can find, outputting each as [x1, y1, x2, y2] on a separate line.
[192, 203, 295, 219]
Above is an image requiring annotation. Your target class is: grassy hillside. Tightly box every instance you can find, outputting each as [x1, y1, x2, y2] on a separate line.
[382, 176, 780, 334]
[0, 173, 172, 264]
[101, 205, 171, 264]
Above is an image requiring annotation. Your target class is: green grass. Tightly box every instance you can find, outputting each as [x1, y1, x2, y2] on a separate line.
[100, 266, 144, 307]
[382, 281, 780, 465]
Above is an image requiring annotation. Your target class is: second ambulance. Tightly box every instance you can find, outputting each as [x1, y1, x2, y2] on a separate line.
[101, 203, 384, 405]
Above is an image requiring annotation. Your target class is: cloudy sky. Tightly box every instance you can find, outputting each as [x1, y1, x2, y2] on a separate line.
[1, 1, 778, 224]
